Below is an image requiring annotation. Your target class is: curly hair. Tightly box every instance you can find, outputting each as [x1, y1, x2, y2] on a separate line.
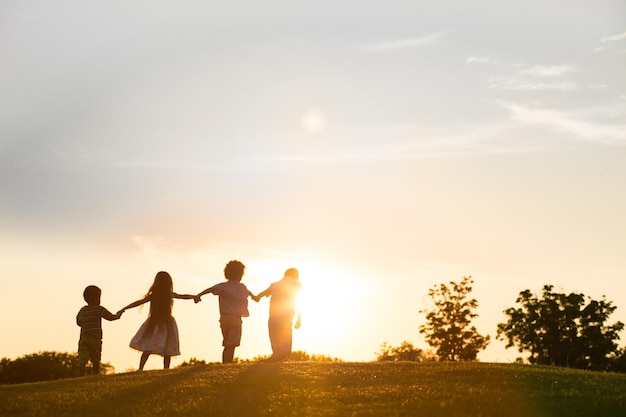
[224, 260, 245, 282]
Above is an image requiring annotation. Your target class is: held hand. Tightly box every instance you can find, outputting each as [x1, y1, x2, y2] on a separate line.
[252, 295, 260, 302]
[193, 295, 201, 304]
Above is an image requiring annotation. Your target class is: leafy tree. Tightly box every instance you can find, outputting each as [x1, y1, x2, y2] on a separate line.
[0, 351, 114, 384]
[419, 276, 490, 361]
[376, 341, 435, 362]
[611, 348, 626, 373]
[496, 285, 624, 371]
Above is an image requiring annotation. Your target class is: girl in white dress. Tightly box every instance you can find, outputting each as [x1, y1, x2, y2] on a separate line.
[121, 271, 198, 370]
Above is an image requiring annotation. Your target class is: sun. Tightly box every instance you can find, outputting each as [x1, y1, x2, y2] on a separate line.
[301, 109, 327, 133]
[288, 261, 367, 355]
[246, 257, 367, 356]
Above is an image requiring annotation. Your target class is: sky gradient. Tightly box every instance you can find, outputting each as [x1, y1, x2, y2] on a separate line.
[1, 1, 625, 371]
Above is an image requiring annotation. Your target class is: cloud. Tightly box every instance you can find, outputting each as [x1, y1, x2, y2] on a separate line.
[239, 120, 558, 163]
[601, 31, 626, 42]
[467, 55, 500, 65]
[488, 76, 578, 91]
[498, 101, 626, 145]
[519, 65, 579, 77]
[362, 32, 447, 52]
[466, 55, 524, 68]
[469, 57, 580, 91]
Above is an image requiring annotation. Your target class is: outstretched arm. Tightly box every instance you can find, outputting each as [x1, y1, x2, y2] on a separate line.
[174, 292, 201, 303]
[248, 290, 260, 302]
[256, 287, 271, 299]
[120, 295, 150, 312]
[196, 286, 216, 298]
[102, 307, 122, 321]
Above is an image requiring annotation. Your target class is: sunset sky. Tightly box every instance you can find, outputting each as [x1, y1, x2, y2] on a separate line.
[1, 1, 625, 371]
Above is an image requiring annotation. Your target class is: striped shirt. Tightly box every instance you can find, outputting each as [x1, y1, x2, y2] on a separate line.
[76, 305, 117, 339]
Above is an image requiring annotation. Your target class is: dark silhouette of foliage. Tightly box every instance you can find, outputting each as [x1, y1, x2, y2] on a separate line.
[376, 341, 435, 362]
[419, 276, 490, 361]
[251, 350, 343, 362]
[0, 351, 114, 384]
[177, 357, 209, 367]
[611, 348, 626, 373]
[497, 285, 624, 371]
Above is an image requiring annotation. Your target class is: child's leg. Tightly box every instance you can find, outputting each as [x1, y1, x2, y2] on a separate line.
[268, 316, 292, 360]
[93, 361, 100, 375]
[139, 352, 151, 370]
[78, 361, 87, 377]
[219, 315, 241, 364]
[222, 346, 235, 364]
[164, 355, 171, 369]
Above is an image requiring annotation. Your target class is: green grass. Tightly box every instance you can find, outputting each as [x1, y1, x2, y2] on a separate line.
[1, 362, 625, 417]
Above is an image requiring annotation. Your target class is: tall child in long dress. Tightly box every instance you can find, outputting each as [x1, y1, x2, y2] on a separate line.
[120, 271, 199, 370]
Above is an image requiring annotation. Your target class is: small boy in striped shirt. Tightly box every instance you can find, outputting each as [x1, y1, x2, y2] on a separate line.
[76, 285, 123, 376]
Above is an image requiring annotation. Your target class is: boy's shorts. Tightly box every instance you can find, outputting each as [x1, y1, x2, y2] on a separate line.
[220, 314, 242, 347]
[78, 336, 102, 363]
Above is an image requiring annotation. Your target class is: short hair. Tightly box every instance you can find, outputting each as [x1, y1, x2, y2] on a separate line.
[224, 260, 245, 281]
[83, 285, 101, 305]
[284, 268, 299, 279]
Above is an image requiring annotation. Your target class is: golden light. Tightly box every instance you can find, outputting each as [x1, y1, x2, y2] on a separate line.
[301, 109, 327, 133]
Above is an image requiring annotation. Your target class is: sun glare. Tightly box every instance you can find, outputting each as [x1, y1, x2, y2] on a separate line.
[301, 109, 327, 133]
[246, 258, 367, 356]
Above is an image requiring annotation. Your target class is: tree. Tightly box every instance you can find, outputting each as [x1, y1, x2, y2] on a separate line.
[419, 276, 490, 361]
[0, 351, 114, 384]
[375, 341, 434, 362]
[496, 285, 624, 371]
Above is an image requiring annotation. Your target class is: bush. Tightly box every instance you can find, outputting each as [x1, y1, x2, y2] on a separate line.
[250, 350, 343, 363]
[376, 341, 435, 362]
[0, 351, 114, 384]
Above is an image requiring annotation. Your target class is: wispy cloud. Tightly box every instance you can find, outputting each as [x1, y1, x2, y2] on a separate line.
[239, 121, 559, 164]
[601, 31, 626, 42]
[595, 30, 626, 52]
[466, 55, 524, 68]
[466, 55, 500, 65]
[488, 76, 578, 91]
[362, 32, 447, 52]
[131, 235, 307, 286]
[498, 101, 626, 145]
[468, 56, 580, 91]
[519, 65, 579, 77]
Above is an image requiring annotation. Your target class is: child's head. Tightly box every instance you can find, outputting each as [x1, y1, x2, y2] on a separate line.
[224, 260, 245, 282]
[284, 268, 299, 280]
[83, 285, 101, 305]
[147, 271, 174, 324]
[150, 271, 174, 295]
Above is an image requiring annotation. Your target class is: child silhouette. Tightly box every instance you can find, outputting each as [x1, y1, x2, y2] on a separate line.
[255, 268, 302, 362]
[196, 260, 256, 363]
[76, 285, 123, 376]
[120, 271, 199, 370]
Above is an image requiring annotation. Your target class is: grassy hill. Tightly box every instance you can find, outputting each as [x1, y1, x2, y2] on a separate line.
[1, 361, 625, 417]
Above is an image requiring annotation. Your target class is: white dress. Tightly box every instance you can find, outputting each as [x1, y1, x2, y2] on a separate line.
[129, 316, 180, 356]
